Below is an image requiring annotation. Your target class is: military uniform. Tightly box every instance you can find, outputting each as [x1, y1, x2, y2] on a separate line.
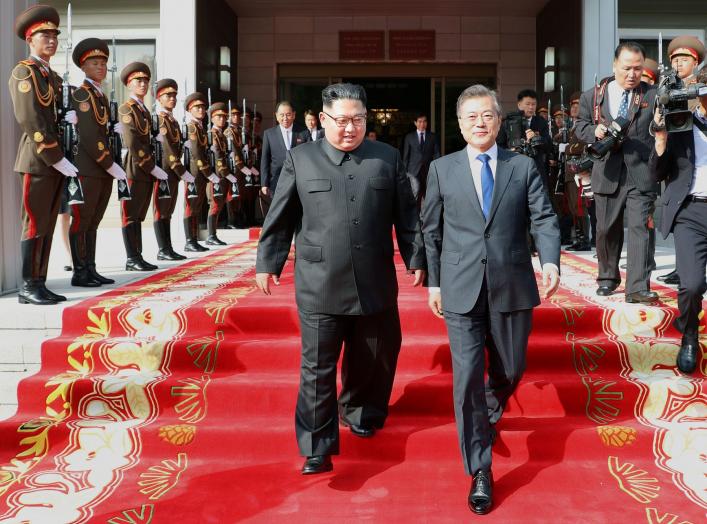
[154, 78, 187, 261]
[183, 92, 211, 252]
[118, 61, 159, 271]
[10, 5, 69, 304]
[668, 35, 705, 112]
[224, 106, 247, 228]
[206, 102, 229, 245]
[68, 38, 118, 287]
[642, 58, 659, 86]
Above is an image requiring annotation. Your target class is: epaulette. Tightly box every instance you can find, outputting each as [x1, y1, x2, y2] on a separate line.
[71, 86, 91, 104]
[11, 62, 33, 81]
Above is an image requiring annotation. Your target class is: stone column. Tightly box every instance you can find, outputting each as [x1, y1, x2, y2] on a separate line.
[581, 0, 618, 90]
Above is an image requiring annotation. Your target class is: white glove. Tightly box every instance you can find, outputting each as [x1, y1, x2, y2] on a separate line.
[208, 173, 220, 184]
[63, 110, 78, 125]
[226, 174, 237, 183]
[182, 171, 195, 183]
[150, 165, 169, 180]
[106, 162, 127, 180]
[52, 157, 78, 177]
[115, 122, 124, 135]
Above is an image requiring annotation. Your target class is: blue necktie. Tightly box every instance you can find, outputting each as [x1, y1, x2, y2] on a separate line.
[617, 90, 629, 119]
[478, 153, 493, 219]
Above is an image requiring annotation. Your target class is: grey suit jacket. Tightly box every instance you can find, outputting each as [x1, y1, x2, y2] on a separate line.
[256, 138, 426, 315]
[650, 129, 697, 239]
[422, 147, 560, 314]
[261, 125, 297, 191]
[575, 79, 657, 194]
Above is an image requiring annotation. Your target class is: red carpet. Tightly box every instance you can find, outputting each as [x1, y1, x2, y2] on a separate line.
[0, 240, 704, 523]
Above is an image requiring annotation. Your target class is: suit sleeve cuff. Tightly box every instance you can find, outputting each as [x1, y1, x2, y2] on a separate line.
[428, 287, 441, 295]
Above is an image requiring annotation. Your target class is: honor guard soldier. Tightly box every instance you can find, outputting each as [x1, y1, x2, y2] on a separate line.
[224, 104, 246, 228]
[183, 92, 211, 252]
[154, 78, 191, 261]
[206, 102, 234, 245]
[10, 5, 78, 304]
[70, 38, 127, 287]
[537, 104, 549, 121]
[642, 58, 659, 85]
[668, 35, 705, 90]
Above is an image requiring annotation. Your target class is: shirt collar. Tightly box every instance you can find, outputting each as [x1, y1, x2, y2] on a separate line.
[321, 137, 362, 166]
[84, 77, 103, 94]
[30, 55, 50, 70]
[280, 124, 292, 132]
[466, 143, 498, 163]
[130, 94, 147, 110]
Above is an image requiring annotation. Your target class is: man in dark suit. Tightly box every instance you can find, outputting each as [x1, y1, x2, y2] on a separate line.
[575, 41, 658, 303]
[422, 85, 560, 514]
[650, 68, 707, 374]
[255, 83, 426, 475]
[402, 112, 440, 202]
[260, 100, 298, 199]
[299, 109, 325, 142]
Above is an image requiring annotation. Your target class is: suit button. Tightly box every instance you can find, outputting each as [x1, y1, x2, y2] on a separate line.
[353, 219, 359, 225]
[348, 174, 354, 180]
[354, 244, 362, 250]
[484, 233, 490, 239]
[350, 196, 356, 202]
[481, 259, 487, 264]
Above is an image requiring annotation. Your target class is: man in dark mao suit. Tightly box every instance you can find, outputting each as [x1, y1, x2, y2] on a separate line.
[422, 85, 560, 514]
[255, 83, 426, 475]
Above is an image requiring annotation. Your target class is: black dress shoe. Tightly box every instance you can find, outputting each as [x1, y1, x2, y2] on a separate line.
[625, 290, 659, 304]
[18, 286, 57, 305]
[468, 470, 493, 515]
[125, 257, 157, 271]
[205, 236, 227, 246]
[657, 269, 677, 282]
[340, 416, 375, 438]
[184, 240, 209, 252]
[301, 455, 333, 475]
[662, 273, 680, 286]
[569, 242, 591, 251]
[157, 249, 186, 261]
[677, 337, 699, 374]
[38, 282, 67, 302]
[63, 265, 72, 272]
[596, 285, 618, 296]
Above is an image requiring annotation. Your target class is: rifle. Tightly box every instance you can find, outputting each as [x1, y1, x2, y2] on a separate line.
[181, 78, 198, 199]
[251, 102, 260, 187]
[241, 97, 253, 187]
[554, 87, 568, 195]
[108, 36, 130, 201]
[60, 2, 84, 205]
[151, 79, 170, 199]
[206, 88, 222, 196]
[226, 99, 239, 199]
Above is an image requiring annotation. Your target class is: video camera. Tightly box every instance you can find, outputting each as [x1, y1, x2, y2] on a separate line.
[656, 70, 707, 133]
[587, 117, 630, 159]
[505, 110, 545, 158]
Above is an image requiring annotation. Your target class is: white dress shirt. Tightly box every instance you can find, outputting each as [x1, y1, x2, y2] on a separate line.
[280, 125, 293, 150]
[607, 80, 631, 120]
[130, 94, 148, 112]
[310, 128, 318, 141]
[690, 110, 707, 197]
[85, 77, 104, 96]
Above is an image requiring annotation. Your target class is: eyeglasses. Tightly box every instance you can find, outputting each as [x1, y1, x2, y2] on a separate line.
[459, 112, 497, 124]
[322, 111, 367, 128]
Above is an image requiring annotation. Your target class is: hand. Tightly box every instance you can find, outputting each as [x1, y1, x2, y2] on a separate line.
[542, 264, 560, 299]
[594, 123, 607, 140]
[182, 171, 195, 183]
[208, 173, 220, 184]
[261, 186, 270, 196]
[407, 269, 425, 287]
[150, 165, 169, 180]
[255, 272, 279, 295]
[106, 162, 127, 180]
[156, 132, 165, 143]
[226, 174, 237, 183]
[114, 122, 124, 135]
[52, 157, 78, 177]
[428, 291, 443, 319]
[63, 110, 78, 125]
[525, 129, 536, 140]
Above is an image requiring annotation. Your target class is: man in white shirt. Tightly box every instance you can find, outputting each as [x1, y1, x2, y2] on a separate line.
[422, 84, 560, 515]
[299, 109, 324, 143]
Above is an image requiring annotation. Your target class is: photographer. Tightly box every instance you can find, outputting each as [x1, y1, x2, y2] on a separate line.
[575, 42, 658, 303]
[650, 67, 707, 374]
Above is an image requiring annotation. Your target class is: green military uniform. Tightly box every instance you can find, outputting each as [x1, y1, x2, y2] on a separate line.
[118, 61, 158, 271]
[153, 78, 187, 261]
[183, 92, 211, 252]
[10, 5, 67, 305]
[206, 102, 229, 245]
[70, 38, 116, 287]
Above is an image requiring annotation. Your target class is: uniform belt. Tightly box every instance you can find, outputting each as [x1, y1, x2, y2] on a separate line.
[687, 195, 707, 203]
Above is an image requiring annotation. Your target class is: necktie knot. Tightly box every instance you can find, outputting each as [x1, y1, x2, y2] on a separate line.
[477, 153, 490, 164]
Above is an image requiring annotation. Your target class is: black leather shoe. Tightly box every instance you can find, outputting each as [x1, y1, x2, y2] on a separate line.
[340, 416, 375, 438]
[184, 240, 209, 252]
[205, 236, 227, 246]
[468, 470, 493, 515]
[126, 257, 156, 271]
[677, 337, 699, 374]
[625, 290, 659, 304]
[567, 242, 591, 251]
[157, 249, 185, 261]
[657, 269, 677, 282]
[662, 272, 680, 286]
[596, 284, 618, 296]
[301, 455, 333, 475]
[18, 283, 57, 305]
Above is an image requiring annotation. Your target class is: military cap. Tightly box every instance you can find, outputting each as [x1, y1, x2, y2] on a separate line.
[15, 4, 60, 40]
[155, 78, 178, 98]
[209, 102, 228, 117]
[642, 58, 659, 83]
[570, 91, 581, 104]
[668, 35, 705, 63]
[537, 105, 548, 115]
[230, 104, 242, 115]
[552, 106, 566, 117]
[72, 38, 109, 67]
[120, 62, 151, 86]
[185, 92, 207, 111]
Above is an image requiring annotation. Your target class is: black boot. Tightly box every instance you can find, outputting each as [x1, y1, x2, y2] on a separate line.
[123, 224, 155, 271]
[18, 238, 56, 305]
[184, 217, 208, 252]
[163, 219, 187, 260]
[155, 220, 186, 261]
[38, 235, 66, 301]
[205, 214, 227, 246]
[85, 230, 114, 284]
[69, 232, 101, 287]
[677, 334, 699, 374]
[134, 222, 158, 270]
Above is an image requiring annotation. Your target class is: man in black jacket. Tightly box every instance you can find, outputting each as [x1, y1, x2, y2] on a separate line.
[401, 112, 440, 203]
[650, 67, 707, 374]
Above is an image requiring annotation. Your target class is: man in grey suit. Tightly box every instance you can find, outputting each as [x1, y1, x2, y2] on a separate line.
[575, 41, 658, 303]
[422, 85, 560, 514]
[255, 83, 426, 475]
[402, 112, 440, 203]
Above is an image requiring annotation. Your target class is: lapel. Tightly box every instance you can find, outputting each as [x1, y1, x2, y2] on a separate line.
[485, 148, 515, 228]
[684, 127, 696, 167]
[452, 149, 485, 222]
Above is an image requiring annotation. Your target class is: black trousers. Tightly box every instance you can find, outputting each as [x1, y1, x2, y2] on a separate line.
[295, 306, 402, 457]
[673, 200, 707, 338]
[594, 166, 656, 293]
[443, 280, 532, 476]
